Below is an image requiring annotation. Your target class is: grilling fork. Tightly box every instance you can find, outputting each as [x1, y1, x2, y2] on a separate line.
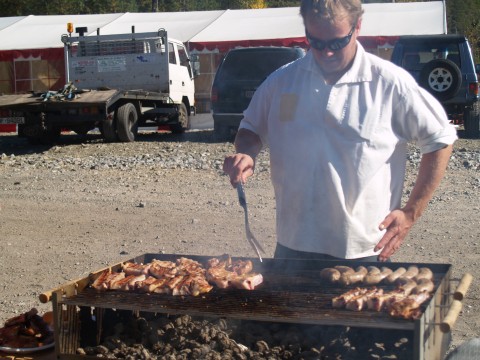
[236, 182, 265, 262]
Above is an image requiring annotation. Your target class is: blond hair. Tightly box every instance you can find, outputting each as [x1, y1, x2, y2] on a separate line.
[300, 0, 364, 25]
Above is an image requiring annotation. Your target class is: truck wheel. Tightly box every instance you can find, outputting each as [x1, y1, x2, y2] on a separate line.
[102, 114, 118, 143]
[171, 103, 190, 134]
[419, 59, 461, 102]
[464, 103, 480, 139]
[116, 103, 138, 142]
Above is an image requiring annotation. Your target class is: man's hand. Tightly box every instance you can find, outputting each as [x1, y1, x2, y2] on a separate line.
[223, 153, 255, 186]
[375, 145, 453, 261]
[375, 209, 414, 261]
[223, 128, 263, 187]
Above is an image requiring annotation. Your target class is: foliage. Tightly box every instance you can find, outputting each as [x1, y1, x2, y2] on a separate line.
[1, 0, 480, 61]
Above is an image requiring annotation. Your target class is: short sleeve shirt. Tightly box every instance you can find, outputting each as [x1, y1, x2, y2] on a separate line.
[239, 43, 457, 259]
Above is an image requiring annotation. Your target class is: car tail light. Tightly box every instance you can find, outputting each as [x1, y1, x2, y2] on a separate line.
[468, 82, 479, 96]
[211, 87, 218, 103]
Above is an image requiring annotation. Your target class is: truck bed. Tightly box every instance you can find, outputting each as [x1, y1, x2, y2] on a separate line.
[0, 89, 120, 109]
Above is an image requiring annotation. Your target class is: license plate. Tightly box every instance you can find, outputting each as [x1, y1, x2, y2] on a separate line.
[0, 117, 25, 124]
[245, 90, 255, 98]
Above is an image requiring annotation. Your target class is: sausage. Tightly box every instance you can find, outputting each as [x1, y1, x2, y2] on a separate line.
[384, 267, 407, 284]
[334, 265, 355, 275]
[339, 266, 368, 286]
[395, 277, 417, 295]
[414, 267, 434, 282]
[403, 266, 419, 279]
[412, 278, 435, 294]
[320, 268, 341, 283]
[364, 266, 393, 285]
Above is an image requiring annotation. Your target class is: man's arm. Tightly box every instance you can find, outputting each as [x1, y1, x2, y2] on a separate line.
[223, 128, 263, 186]
[375, 144, 453, 261]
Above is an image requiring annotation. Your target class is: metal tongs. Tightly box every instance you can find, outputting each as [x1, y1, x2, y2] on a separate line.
[236, 182, 266, 262]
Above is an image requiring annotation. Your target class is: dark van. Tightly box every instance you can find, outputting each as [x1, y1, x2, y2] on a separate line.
[211, 46, 306, 140]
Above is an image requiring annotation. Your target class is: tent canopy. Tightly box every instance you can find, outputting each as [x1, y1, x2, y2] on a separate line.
[0, 1, 446, 52]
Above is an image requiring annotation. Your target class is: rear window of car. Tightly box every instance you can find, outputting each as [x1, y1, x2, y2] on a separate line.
[400, 43, 461, 70]
[218, 50, 300, 81]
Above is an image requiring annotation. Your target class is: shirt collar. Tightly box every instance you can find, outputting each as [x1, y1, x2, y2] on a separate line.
[301, 42, 373, 85]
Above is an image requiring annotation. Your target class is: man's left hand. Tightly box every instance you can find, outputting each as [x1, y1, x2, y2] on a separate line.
[375, 209, 414, 261]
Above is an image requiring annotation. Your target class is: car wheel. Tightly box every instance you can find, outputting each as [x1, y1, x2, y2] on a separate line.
[170, 103, 190, 134]
[464, 103, 480, 139]
[419, 59, 461, 102]
[116, 103, 138, 142]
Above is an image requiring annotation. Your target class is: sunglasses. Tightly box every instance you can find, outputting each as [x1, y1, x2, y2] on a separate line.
[306, 25, 356, 51]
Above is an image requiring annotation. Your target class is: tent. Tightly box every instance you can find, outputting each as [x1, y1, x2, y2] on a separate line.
[0, 2, 446, 108]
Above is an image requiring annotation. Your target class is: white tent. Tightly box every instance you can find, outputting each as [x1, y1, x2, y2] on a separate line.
[0, 1, 446, 102]
[0, 2, 446, 51]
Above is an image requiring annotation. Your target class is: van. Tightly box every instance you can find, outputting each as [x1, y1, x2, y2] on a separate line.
[211, 46, 306, 141]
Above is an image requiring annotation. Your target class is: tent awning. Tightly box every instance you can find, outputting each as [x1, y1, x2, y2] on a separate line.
[0, 2, 446, 52]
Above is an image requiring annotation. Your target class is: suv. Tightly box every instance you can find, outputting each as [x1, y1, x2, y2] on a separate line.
[211, 46, 306, 141]
[391, 35, 480, 138]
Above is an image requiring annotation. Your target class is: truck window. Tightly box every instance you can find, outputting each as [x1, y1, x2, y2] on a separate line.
[178, 46, 189, 67]
[177, 45, 193, 78]
[169, 43, 176, 64]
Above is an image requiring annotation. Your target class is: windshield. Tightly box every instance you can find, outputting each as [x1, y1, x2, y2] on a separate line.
[219, 50, 300, 81]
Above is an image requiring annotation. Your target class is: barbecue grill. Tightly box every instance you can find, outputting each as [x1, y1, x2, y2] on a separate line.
[41, 253, 472, 360]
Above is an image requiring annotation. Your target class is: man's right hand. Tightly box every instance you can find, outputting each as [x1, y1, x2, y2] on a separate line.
[223, 128, 263, 187]
[223, 153, 255, 187]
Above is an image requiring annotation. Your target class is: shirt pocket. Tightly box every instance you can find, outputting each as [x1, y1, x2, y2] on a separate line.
[279, 93, 299, 123]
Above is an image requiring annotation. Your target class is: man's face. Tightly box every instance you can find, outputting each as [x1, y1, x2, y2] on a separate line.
[305, 14, 361, 81]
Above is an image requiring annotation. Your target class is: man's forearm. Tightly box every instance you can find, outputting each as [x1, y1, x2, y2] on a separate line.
[402, 145, 453, 221]
[234, 128, 263, 160]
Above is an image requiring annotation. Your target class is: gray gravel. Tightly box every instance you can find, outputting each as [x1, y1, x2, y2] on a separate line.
[0, 129, 478, 355]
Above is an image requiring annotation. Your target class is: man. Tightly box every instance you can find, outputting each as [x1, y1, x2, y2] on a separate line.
[223, 0, 457, 262]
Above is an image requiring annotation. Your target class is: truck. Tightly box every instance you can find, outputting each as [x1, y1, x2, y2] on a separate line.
[390, 34, 480, 138]
[0, 25, 199, 143]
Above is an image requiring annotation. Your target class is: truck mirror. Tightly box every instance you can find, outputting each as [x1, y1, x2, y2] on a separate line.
[191, 54, 200, 77]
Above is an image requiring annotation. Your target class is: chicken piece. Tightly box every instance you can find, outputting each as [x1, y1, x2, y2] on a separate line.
[388, 291, 431, 319]
[332, 288, 369, 308]
[136, 276, 168, 293]
[228, 272, 264, 290]
[172, 274, 214, 296]
[366, 289, 407, 311]
[149, 260, 177, 278]
[206, 266, 232, 289]
[230, 259, 254, 275]
[91, 270, 125, 291]
[345, 287, 383, 311]
[109, 274, 146, 291]
[122, 262, 151, 276]
[176, 257, 204, 275]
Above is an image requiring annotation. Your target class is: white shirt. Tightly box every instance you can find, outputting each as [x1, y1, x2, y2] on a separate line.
[239, 43, 457, 259]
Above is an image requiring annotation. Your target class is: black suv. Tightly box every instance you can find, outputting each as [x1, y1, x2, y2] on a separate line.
[391, 35, 480, 138]
[211, 46, 305, 141]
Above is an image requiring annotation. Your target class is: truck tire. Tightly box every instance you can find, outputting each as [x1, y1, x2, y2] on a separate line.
[116, 103, 138, 142]
[419, 59, 461, 102]
[464, 103, 480, 139]
[102, 114, 118, 143]
[170, 103, 190, 134]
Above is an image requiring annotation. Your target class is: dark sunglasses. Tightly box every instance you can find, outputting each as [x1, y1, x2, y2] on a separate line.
[306, 25, 356, 51]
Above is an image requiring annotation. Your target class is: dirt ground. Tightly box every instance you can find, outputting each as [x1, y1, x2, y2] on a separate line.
[0, 126, 478, 356]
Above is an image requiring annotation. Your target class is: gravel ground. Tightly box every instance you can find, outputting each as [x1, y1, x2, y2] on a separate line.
[0, 127, 478, 355]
